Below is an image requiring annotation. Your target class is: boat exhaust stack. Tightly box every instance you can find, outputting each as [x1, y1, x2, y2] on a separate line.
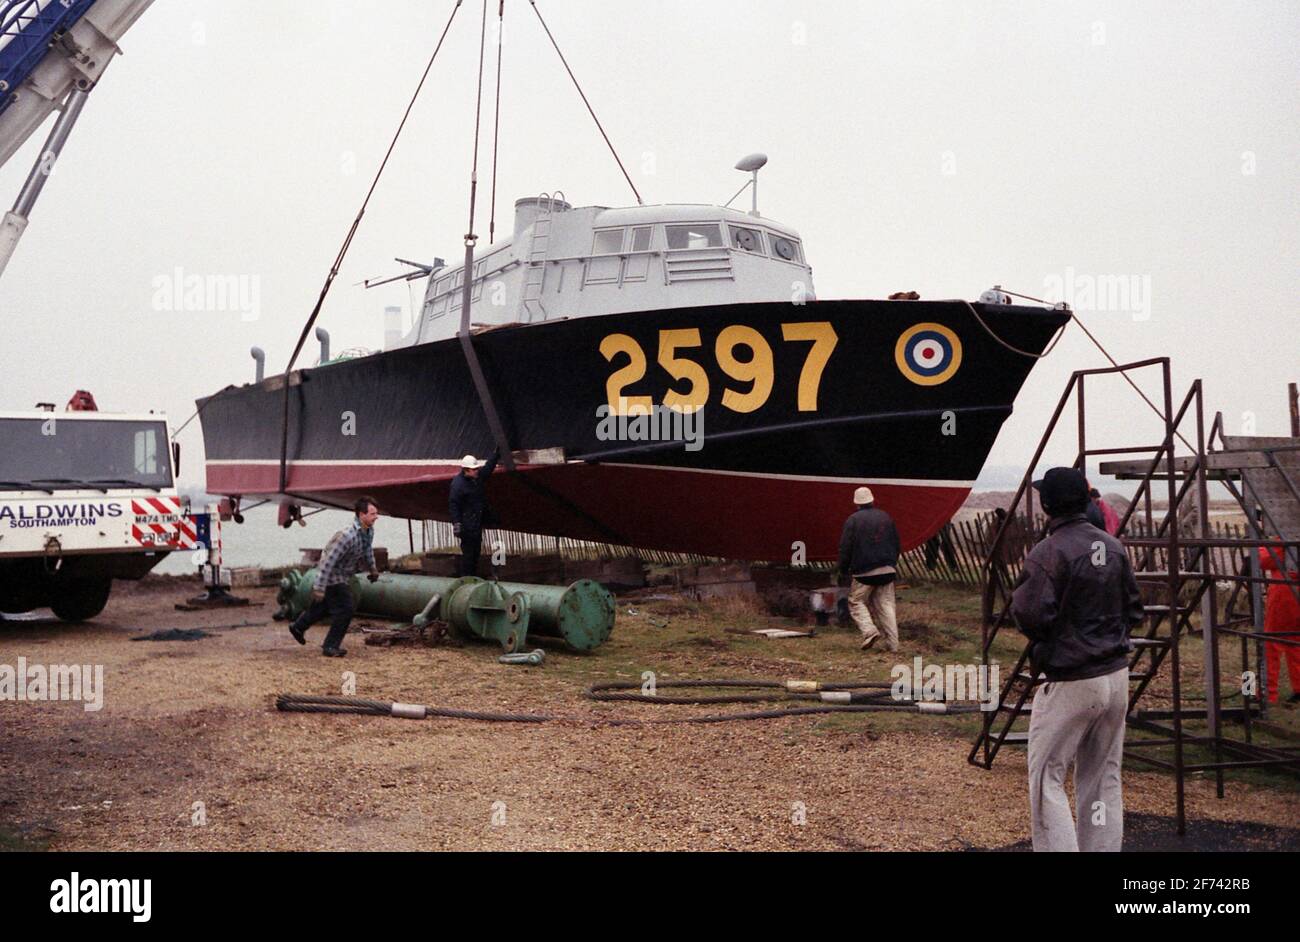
[384, 305, 404, 351]
[314, 327, 330, 364]
[250, 346, 265, 383]
[514, 194, 571, 239]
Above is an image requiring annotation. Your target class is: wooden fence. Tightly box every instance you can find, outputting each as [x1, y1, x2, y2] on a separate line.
[402, 513, 1256, 585]
[415, 520, 718, 566]
[896, 513, 1256, 588]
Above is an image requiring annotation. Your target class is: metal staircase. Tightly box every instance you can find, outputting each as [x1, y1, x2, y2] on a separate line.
[970, 358, 1194, 761]
[969, 359, 1300, 834]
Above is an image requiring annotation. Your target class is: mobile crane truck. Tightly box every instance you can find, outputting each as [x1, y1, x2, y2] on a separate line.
[0, 394, 197, 622]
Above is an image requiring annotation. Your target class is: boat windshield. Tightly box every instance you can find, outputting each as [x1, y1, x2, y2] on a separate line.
[665, 223, 724, 250]
[0, 418, 172, 490]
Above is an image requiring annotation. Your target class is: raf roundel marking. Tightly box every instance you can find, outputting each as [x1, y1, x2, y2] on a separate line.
[895, 322, 962, 386]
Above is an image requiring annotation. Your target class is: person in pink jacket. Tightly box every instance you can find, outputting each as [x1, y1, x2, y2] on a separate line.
[1089, 487, 1121, 536]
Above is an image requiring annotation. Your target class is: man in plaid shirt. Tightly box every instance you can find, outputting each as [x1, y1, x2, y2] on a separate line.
[288, 496, 381, 656]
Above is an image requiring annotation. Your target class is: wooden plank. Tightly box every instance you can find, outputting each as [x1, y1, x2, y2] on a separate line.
[1227, 437, 1300, 541]
[1100, 453, 1281, 478]
[1221, 435, 1300, 450]
[511, 447, 566, 466]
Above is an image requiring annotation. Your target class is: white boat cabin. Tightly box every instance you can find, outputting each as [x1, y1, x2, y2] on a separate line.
[399, 195, 816, 347]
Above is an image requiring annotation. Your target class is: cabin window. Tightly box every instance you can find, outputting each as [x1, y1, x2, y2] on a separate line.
[133, 429, 159, 476]
[665, 224, 723, 250]
[453, 270, 464, 289]
[592, 229, 625, 254]
[434, 276, 451, 297]
[0, 418, 173, 490]
[769, 234, 801, 262]
[729, 226, 764, 254]
[631, 226, 652, 252]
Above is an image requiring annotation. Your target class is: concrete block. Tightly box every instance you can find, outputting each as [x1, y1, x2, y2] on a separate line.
[751, 566, 836, 592]
[564, 557, 646, 589]
[499, 553, 565, 584]
[688, 580, 757, 600]
[420, 553, 461, 576]
[228, 567, 263, 588]
[677, 562, 752, 587]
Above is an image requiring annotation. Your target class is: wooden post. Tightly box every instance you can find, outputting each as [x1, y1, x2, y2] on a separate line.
[1289, 382, 1298, 437]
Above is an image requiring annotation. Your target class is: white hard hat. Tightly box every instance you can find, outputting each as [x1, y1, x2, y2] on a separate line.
[461, 454, 483, 469]
[853, 486, 874, 505]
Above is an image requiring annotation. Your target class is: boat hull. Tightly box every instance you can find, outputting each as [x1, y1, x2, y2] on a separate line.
[199, 299, 1067, 560]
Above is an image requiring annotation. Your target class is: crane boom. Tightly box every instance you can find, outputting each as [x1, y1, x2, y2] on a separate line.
[0, 0, 153, 277]
[0, 0, 98, 118]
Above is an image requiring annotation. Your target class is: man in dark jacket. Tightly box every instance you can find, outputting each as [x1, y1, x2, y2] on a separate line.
[1012, 467, 1145, 852]
[449, 448, 499, 577]
[839, 486, 902, 651]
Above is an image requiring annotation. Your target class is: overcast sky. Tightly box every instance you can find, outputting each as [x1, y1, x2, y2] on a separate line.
[0, 0, 1295, 496]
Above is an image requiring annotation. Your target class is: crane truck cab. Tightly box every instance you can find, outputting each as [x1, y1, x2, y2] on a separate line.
[0, 401, 190, 622]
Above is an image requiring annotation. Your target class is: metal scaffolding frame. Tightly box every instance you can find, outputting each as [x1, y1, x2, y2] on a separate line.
[968, 358, 1300, 835]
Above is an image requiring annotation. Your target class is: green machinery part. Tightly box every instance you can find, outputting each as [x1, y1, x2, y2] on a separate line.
[275, 570, 615, 653]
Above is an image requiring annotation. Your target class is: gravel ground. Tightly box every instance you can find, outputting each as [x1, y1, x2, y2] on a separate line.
[1, 576, 1297, 851]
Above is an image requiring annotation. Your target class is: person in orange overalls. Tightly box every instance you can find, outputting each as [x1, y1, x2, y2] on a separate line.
[1259, 545, 1300, 703]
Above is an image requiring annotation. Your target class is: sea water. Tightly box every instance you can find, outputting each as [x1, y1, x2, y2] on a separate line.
[154, 510, 425, 576]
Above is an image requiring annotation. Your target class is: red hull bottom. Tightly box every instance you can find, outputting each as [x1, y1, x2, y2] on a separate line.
[205, 461, 971, 562]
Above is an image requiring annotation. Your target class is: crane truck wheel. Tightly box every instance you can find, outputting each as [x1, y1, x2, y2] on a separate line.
[50, 579, 113, 623]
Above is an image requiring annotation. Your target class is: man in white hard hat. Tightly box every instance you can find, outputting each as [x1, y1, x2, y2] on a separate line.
[838, 486, 901, 651]
[449, 448, 500, 577]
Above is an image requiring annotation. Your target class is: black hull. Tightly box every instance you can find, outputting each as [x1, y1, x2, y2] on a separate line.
[199, 299, 1066, 559]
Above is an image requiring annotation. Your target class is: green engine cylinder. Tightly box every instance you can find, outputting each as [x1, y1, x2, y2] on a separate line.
[354, 573, 481, 620]
[492, 580, 615, 651]
[275, 569, 614, 652]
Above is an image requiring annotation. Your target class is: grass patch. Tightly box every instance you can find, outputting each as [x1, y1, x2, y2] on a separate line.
[530, 581, 1008, 741]
[0, 824, 47, 852]
[1126, 625, 1300, 792]
[459, 577, 1300, 791]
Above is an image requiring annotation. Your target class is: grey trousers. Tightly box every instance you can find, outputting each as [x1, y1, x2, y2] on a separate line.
[848, 579, 898, 651]
[1027, 665, 1128, 852]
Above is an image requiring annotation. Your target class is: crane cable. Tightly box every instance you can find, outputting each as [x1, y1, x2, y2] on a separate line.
[467, 0, 488, 231]
[953, 298, 1070, 360]
[528, 0, 642, 205]
[958, 292, 1195, 453]
[276, 696, 968, 725]
[276, 680, 984, 725]
[275, 0, 466, 491]
[488, 1, 505, 244]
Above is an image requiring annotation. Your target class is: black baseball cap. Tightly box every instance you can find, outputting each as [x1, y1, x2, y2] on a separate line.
[1032, 467, 1090, 516]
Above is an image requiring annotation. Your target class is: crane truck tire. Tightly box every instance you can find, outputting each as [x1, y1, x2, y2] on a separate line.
[50, 578, 113, 623]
